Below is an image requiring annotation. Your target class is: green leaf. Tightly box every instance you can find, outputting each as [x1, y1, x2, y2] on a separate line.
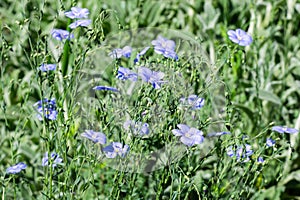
[258, 89, 281, 105]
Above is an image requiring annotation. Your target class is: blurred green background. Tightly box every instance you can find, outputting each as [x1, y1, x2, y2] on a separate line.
[1, 0, 300, 199]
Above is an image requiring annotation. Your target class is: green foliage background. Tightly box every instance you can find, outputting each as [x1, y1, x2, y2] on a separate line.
[1, 0, 300, 199]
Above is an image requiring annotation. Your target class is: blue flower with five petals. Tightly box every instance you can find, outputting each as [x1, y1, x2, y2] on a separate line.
[103, 142, 130, 158]
[151, 36, 178, 60]
[65, 7, 90, 19]
[69, 19, 92, 29]
[39, 64, 56, 72]
[116, 67, 138, 82]
[172, 124, 204, 146]
[227, 29, 253, 46]
[138, 67, 166, 89]
[272, 126, 298, 134]
[6, 162, 27, 174]
[81, 130, 107, 144]
[266, 138, 276, 147]
[109, 46, 132, 59]
[42, 152, 63, 168]
[51, 29, 74, 41]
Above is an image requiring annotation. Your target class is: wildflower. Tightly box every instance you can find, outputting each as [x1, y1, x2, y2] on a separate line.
[138, 67, 166, 89]
[42, 152, 63, 168]
[272, 126, 298, 134]
[123, 120, 149, 136]
[81, 130, 107, 144]
[69, 19, 92, 29]
[134, 46, 150, 63]
[6, 162, 27, 174]
[172, 124, 204, 146]
[103, 142, 130, 158]
[93, 86, 119, 92]
[180, 95, 205, 110]
[51, 29, 74, 41]
[226, 144, 253, 162]
[227, 29, 253, 46]
[39, 64, 56, 72]
[151, 35, 178, 60]
[65, 7, 89, 19]
[116, 67, 138, 81]
[226, 146, 235, 157]
[257, 157, 264, 164]
[207, 131, 230, 137]
[109, 46, 132, 59]
[266, 138, 275, 147]
[34, 98, 57, 120]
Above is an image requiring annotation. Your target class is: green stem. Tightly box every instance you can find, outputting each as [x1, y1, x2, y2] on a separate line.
[61, 40, 70, 77]
[61, 18, 72, 77]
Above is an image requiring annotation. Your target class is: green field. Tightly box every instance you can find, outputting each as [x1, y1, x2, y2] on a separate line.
[1, 0, 300, 199]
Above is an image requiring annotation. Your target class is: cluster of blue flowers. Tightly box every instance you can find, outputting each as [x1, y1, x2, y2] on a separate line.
[225, 125, 299, 164]
[96, 35, 231, 149]
[180, 94, 205, 110]
[34, 98, 58, 121]
[7, 4, 299, 178]
[42, 152, 63, 168]
[227, 143, 254, 163]
[94, 35, 180, 91]
[51, 7, 91, 41]
[81, 130, 129, 158]
[7, 7, 94, 176]
[226, 29, 300, 164]
[123, 120, 150, 136]
[6, 152, 63, 175]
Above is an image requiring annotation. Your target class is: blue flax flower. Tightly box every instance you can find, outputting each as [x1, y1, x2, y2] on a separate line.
[226, 144, 253, 162]
[51, 29, 74, 41]
[134, 46, 150, 63]
[81, 130, 107, 144]
[109, 46, 132, 59]
[65, 7, 89, 19]
[116, 67, 138, 81]
[93, 86, 119, 92]
[207, 131, 230, 137]
[123, 120, 150, 136]
[172, 124, 204, 146]
[272, 126, 298, 134]
[103, 142, 130, 158]
[257, 157, 264, 164]
[6, 162, 27, 174]
[34, 98, 57, 120]
[227, 29, 253, 46]
[39, 64, 56, 72]
[42, 152, 63, 168]
[138, 67, 166, 89]
[151, 36, 178, 60]
[180, 95, 205, 110]
[266, 138, 275, 147]
[69, 19, 92, 29]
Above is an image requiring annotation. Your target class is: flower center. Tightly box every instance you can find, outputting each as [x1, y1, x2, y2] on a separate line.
[185, 132, 191, 138]
[45, 109, 51, 115]
[237, 35, 242, 41]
